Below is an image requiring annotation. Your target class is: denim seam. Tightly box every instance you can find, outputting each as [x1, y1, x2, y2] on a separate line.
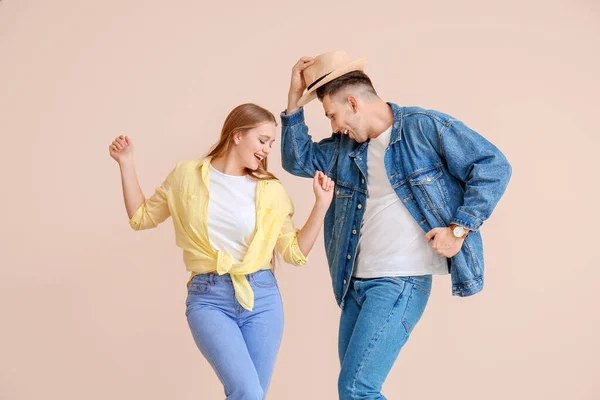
[289, 123, 339, 177]
[455, 209, 483, 223]
[411, 283, 430, 295]
[438, 121, 453, 159]
[280, 107, 305, 126]
[410, 170, 443, 186]
[350, 289, 405, 398]
[401, 286, 416, 334]
[462, 240, 480, 275]
[284, 120, 305, 127]
[397, 164, 445, 186]
[290, 128, 314, 177]
[403, 111, 454, 127]
[326, 144, 339, 176]
[249, 274, 277, 289]
[455, 276, 483, 289]
[417, 184, 439, 211]
[188, 282, 211, 295]
[336, 182, 367, 194]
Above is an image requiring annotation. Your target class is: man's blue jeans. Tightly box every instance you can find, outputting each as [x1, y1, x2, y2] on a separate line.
[338, 275, 432, 400]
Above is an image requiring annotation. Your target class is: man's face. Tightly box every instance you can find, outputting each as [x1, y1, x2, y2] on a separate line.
[322, 94, 368, 143]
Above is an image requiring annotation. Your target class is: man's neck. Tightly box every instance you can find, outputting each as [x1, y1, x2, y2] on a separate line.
[368, 100, 394, 139]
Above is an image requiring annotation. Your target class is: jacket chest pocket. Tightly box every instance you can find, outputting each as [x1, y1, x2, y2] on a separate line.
[409, 167, 450, 210]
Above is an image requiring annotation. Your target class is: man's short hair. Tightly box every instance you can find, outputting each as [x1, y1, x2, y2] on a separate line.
[316, 70, 377, 101]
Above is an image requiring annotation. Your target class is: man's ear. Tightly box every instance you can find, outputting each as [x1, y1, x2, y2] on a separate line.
[347, 95, 359, 113]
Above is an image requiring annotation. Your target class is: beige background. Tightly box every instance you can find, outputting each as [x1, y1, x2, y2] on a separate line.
[1, 0, 599, 399]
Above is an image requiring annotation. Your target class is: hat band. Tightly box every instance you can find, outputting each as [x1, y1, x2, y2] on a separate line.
[306, 71, 333, 91]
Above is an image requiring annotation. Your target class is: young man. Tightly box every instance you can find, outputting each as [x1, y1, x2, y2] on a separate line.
[280, 51, 512, 399]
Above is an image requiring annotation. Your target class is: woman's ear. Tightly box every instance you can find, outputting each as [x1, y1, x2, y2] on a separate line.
[233, 131, 241, 145]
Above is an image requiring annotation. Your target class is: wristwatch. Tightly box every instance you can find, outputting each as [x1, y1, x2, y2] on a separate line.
[449, 224, 468, 239]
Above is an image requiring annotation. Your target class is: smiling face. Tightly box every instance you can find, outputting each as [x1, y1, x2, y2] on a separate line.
[322, 93, 370, 143]
[206, 103, 278, 179]
[232, 122, 277, 170]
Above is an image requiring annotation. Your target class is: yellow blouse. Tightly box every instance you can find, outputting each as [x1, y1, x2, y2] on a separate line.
[129, 157, 307, 310]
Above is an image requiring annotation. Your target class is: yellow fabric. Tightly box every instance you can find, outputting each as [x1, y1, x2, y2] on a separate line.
[129, 157, 307, 311]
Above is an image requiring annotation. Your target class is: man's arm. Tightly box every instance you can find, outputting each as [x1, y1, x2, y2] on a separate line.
[424, 117, 511, 257]
[441, 120, 512, 231]
[281, 57, 339, 178]
[281, 108, 339, 178]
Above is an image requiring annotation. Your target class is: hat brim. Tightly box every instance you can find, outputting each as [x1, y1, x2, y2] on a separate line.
[297, 58, 368, 107]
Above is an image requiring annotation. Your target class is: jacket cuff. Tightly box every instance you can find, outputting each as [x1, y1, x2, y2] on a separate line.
[451, 210, 483, 232]
[280, 107, 305, 126]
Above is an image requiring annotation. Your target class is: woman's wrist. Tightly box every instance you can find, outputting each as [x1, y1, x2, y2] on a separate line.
[118, 156, 135, 169]
[312, 200, 330, 214]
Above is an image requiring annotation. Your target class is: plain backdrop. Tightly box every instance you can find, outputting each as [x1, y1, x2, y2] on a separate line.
[1, 0, 598, 399]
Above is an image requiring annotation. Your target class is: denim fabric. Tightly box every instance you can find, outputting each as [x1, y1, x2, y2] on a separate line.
[185, 270, 284, 399]
[281, 104, 511, 307]
[338, 275, 432, 399]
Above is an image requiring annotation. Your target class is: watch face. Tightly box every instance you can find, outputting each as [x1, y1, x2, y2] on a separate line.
[453, 226, 465, 237]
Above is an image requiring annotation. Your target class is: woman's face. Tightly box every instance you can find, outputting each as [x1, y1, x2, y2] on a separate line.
[233, 122, 276, 170]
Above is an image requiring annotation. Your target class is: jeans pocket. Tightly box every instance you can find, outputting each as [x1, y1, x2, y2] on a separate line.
[401, 284, 430, 334]
[188, 281, 211, 296]
[410, 276, 432, 295]
[249, 271, 277, 288]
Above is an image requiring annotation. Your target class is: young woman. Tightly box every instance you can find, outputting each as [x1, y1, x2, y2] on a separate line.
[109, 103, 333, 400]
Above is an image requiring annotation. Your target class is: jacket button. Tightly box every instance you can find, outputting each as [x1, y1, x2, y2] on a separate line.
[426, 175, 432, 182]
[347, 254, 351, 259]
[343, 279, 347, 284]
[357, 204, 362, 209]
[361, 179, 365, 184]
[352, 229, 357, 235]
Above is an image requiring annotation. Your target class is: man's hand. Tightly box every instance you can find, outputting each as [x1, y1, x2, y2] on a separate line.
[425, 227, 466, 258]
[287, 56, 314, 114]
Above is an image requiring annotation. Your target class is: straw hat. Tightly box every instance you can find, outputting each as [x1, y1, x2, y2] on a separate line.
[297, 50, 368, 107]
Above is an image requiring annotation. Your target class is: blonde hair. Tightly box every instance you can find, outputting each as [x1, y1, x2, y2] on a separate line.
[206, 103, 278, 181]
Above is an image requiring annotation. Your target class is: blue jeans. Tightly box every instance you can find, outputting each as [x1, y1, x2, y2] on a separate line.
[185, 270, 284, 400]
[338, 275, 432, 400]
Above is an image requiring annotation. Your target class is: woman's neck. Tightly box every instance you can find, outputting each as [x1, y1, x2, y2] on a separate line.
[210, 153, 246, 176]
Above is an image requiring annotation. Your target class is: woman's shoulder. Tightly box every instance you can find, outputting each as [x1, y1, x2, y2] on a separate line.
[175, 159, 204, 171]
[260, 179, 295, 211]
[168, 158, 207, 177]
[164, 159, 205, 189]
[262, 178, 287, 194]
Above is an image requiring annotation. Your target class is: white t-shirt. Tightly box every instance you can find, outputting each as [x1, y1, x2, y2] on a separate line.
[353, 126, 448, 278]
[207, 164, 257, 263]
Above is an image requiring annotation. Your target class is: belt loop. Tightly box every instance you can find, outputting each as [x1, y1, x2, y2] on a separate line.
[209, 274, 215, 286]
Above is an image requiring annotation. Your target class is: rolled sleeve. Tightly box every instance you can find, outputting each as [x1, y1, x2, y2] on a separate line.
[276, 214, 308, 266]
[280, 107, 305, 126]
[129, 168, 174, 230]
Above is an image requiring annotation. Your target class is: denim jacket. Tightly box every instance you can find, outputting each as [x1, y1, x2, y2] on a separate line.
[281, 103, 512, 308]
